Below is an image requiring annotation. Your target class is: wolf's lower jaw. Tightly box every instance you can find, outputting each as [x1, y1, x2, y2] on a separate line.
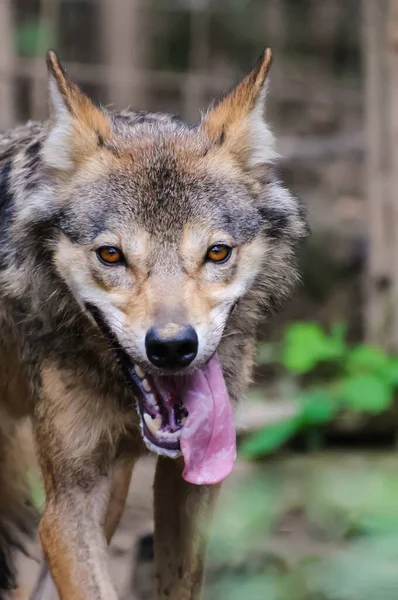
[141, 428, 182, 459]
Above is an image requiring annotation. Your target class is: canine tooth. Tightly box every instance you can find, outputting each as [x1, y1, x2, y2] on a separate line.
[181, 417, 187, 425]
[142, 378, 152, 392]
[147, 393, 157, 407]
[143, 413, 162, 434]
[135, 365, 145, 379]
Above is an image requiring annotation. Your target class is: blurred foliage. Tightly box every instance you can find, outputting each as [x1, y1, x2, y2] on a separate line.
[206, 454, 398, 600]
[226, 323, 398, 600]
[241, 322, 398, 458]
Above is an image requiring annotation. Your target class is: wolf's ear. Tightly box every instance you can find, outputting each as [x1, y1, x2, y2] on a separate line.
[42, 50, 111, 171]
[201, 48, 276, 167]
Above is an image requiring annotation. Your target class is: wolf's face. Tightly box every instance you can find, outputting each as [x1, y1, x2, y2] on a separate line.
[37, 51, 307, 483]
[53, 133, 267, 374]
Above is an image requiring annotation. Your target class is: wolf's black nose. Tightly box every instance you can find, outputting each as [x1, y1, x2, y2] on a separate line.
[145, 325, 198, 369]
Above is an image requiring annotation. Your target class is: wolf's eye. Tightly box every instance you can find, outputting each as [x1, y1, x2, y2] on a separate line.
[96, 246, 125, 266]
[206, 244, 232, 264]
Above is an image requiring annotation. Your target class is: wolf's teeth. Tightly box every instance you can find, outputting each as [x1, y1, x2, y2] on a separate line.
[142, 379, 151, 392]
[160, 430, 180, 439]
[143, 413, 162, 434]
[134, 365, 145, 379]
[147, 393, 157, 408]
[181, 416, 187, 425]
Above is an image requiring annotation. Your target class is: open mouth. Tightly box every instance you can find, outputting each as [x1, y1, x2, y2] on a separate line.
[86, 303, 236, 485]
[130, 365, 188, 452]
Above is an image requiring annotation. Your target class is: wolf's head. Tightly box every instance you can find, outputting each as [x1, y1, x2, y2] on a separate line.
[24, 50, 307, 483]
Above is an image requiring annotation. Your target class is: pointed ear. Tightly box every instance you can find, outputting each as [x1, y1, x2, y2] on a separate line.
[201, 48, 277, 167]
[42, 50, 111, 171]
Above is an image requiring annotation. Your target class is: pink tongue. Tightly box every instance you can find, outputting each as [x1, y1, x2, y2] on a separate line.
[180, 355, 236, 485]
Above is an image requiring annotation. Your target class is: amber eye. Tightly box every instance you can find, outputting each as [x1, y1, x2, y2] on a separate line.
[206, 244, 232, 264]
[96, 246, 125, 266]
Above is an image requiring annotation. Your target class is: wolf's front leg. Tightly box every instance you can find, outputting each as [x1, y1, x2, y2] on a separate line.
[38, 480, 117, 600]
[154, 456, 221, 600]
[32, 365, 133, 600]
[31, 458, 135, 600]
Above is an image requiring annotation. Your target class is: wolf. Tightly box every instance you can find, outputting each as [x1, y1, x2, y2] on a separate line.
[0, 48, 307, 599]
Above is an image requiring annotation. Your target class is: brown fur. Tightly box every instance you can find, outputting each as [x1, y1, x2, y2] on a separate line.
[0, 48, 307, 599]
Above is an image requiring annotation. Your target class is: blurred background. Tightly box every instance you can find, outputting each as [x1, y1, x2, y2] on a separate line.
[6, 0, 398, 599]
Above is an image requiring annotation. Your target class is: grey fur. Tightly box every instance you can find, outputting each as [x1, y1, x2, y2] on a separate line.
[0, 53, 308, 597]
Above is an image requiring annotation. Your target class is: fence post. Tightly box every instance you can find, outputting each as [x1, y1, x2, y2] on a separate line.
[101, 0, 150, 111]
[363, 0, 392, 348]
[0, 0, 15, 130]
[31, 0, 60, 121]
[183, 1, 210, 123]
[387, 0, 398, 349]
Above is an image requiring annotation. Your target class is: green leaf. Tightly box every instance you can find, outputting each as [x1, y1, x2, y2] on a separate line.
[385, 357, 398, 386]
[330, 322, 347, 344]
[282, 322, 345, 374]
[283, 323, 324, 374]
[341, 374, 393, 414]
[347, 345, 390, 377]
[300, 390, 338, 425]
[240, 417, 300, 458]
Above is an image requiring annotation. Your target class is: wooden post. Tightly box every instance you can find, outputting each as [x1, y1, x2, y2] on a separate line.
[31, 0, 60, 121]
[0, 0, 15, 130]
[363, 0, 392, 348]
[101, 0, 150, 110]
[183, 2, 210, 123]
[387, 0, 398, 349]
[363, 0, 398, 350]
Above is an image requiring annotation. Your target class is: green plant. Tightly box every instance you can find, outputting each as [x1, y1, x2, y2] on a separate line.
[207, 454, 398, 600]
[241, 322, 398, 458]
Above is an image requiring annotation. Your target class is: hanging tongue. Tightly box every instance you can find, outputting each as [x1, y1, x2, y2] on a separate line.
[180, 355, 236, 485]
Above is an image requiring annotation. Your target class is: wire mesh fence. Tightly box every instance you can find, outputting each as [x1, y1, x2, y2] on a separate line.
[0, 0, 361, 128]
